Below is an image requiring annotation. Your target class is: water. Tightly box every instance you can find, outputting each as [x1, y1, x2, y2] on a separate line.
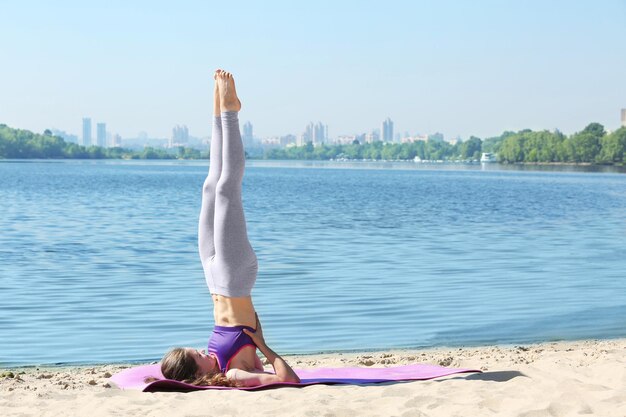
[1, 160, 625, 366]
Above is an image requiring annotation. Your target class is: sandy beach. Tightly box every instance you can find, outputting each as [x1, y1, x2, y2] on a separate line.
[1, 338, 624, 417]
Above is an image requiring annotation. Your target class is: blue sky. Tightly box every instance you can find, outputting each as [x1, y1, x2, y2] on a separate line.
[1, 0, 625, 140]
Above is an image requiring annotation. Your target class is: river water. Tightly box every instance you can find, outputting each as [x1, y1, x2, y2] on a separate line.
[1, 160, 624, 366]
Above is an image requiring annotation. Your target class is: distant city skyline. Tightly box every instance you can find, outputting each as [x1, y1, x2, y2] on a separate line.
[60, 109, 626, 150]
[32, 107, 626, 147]
[1, 1, 625, 140]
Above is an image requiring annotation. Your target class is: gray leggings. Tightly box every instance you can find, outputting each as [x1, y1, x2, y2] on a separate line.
[199, 112, 258, 297]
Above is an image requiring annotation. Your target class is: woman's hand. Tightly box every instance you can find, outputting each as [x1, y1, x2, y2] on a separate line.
[243, 313, 266, 348]
[240, 313, 300, 384]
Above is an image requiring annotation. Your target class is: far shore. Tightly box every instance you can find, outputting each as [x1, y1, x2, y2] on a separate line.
[2, 338, 625, 417]
[1, 157, 625, 168]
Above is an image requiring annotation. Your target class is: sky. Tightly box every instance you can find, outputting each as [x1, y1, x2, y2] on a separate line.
[1, 0, 625, 141]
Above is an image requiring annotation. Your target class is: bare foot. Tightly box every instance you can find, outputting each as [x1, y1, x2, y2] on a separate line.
[216, 70, 241, 112]
[213, 69, 221, 116]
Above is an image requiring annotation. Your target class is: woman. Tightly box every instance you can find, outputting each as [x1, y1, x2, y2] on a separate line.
[160, 70, 300, 387]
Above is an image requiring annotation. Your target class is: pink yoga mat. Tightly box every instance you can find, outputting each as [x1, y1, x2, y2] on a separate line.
[110, 363, 480, 392]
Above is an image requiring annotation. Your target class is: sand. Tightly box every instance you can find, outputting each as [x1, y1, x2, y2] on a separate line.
[1, 338, 625, 417]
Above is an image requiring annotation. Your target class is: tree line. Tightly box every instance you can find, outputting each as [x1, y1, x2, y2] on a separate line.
[2, 122, 625, 165]
[495, 123, 626, 164]
[265, 123, 626, 165]
[265, 136, 485, 162]
[0, 124, 204, 160]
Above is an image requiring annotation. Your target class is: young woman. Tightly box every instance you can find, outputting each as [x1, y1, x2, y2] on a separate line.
[160, 70, 300, 387]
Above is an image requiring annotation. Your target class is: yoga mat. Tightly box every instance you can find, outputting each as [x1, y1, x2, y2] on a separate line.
[110, 363, 481, 392]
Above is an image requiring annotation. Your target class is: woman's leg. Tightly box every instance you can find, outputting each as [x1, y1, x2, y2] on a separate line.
[211, 71, 258, 297]
[198, 77, 223, 267]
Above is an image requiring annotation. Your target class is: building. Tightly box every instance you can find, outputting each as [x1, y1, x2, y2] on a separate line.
[304, 123, 313, 143]
[261, 134, 297, 147]
[243, 122, 254, 147]
[82, 117, 92, 147]
[280, 134, 296, 146]
[365, 130, 380, 144]
[112, 134, 122, 148]
[381, 117, 394, 142]
[401, 134, 428, 143]
[621, 109, 626, 127]
[314, 123, 326, 144]
[303, 121, 327, 145]
[336, 135, 358, 145]
[261, 136, 281, 148]
[96, 123, 106, 147]
[51, 129, 78, 144]
[170, 125, 189, 147]
[446, 136, 462, 145]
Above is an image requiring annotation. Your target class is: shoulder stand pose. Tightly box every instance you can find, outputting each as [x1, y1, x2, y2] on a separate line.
[160, 70, 300, 387]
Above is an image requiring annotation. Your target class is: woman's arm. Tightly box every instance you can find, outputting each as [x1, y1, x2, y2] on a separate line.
[225, 368, 292, 387]
[226, 344, 300, 386]
[252, 340, 300, 384]
[228, 313, 300, 386]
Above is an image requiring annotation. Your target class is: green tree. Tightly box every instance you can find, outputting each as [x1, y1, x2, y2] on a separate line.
[498, 134, 525, 162]
[581, 122, 606, 138]
[597, 127, 626, 163]
[460, 136, 482, 159]
[88, 146, 105, 159]
[568, 132, 601, 162]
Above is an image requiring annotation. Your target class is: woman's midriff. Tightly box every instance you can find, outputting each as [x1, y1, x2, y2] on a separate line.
[212, 294, 257, 328]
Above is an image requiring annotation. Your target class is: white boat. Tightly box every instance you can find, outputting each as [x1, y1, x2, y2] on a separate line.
[480, 152, 497, 163]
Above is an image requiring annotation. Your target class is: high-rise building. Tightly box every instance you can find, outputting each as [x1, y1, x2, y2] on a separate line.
[112, 134, 122, 148]
[381, 117, 394, 142]
[170, 125, 189, 147]
[621, 109, 626, 127]
[82, 117, 92, 147]
[303, 123, 312, 143]
[303, 121, 327, 145]
[96, 123, 106, 147]
[313, 122, 325, 144]
[243, 122, 254, 147]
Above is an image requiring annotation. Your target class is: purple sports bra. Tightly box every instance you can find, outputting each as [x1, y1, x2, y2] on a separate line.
[208, 325, 257, 373]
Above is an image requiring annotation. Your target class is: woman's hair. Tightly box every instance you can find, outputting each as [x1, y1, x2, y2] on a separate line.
[146, 347, 240, 387]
